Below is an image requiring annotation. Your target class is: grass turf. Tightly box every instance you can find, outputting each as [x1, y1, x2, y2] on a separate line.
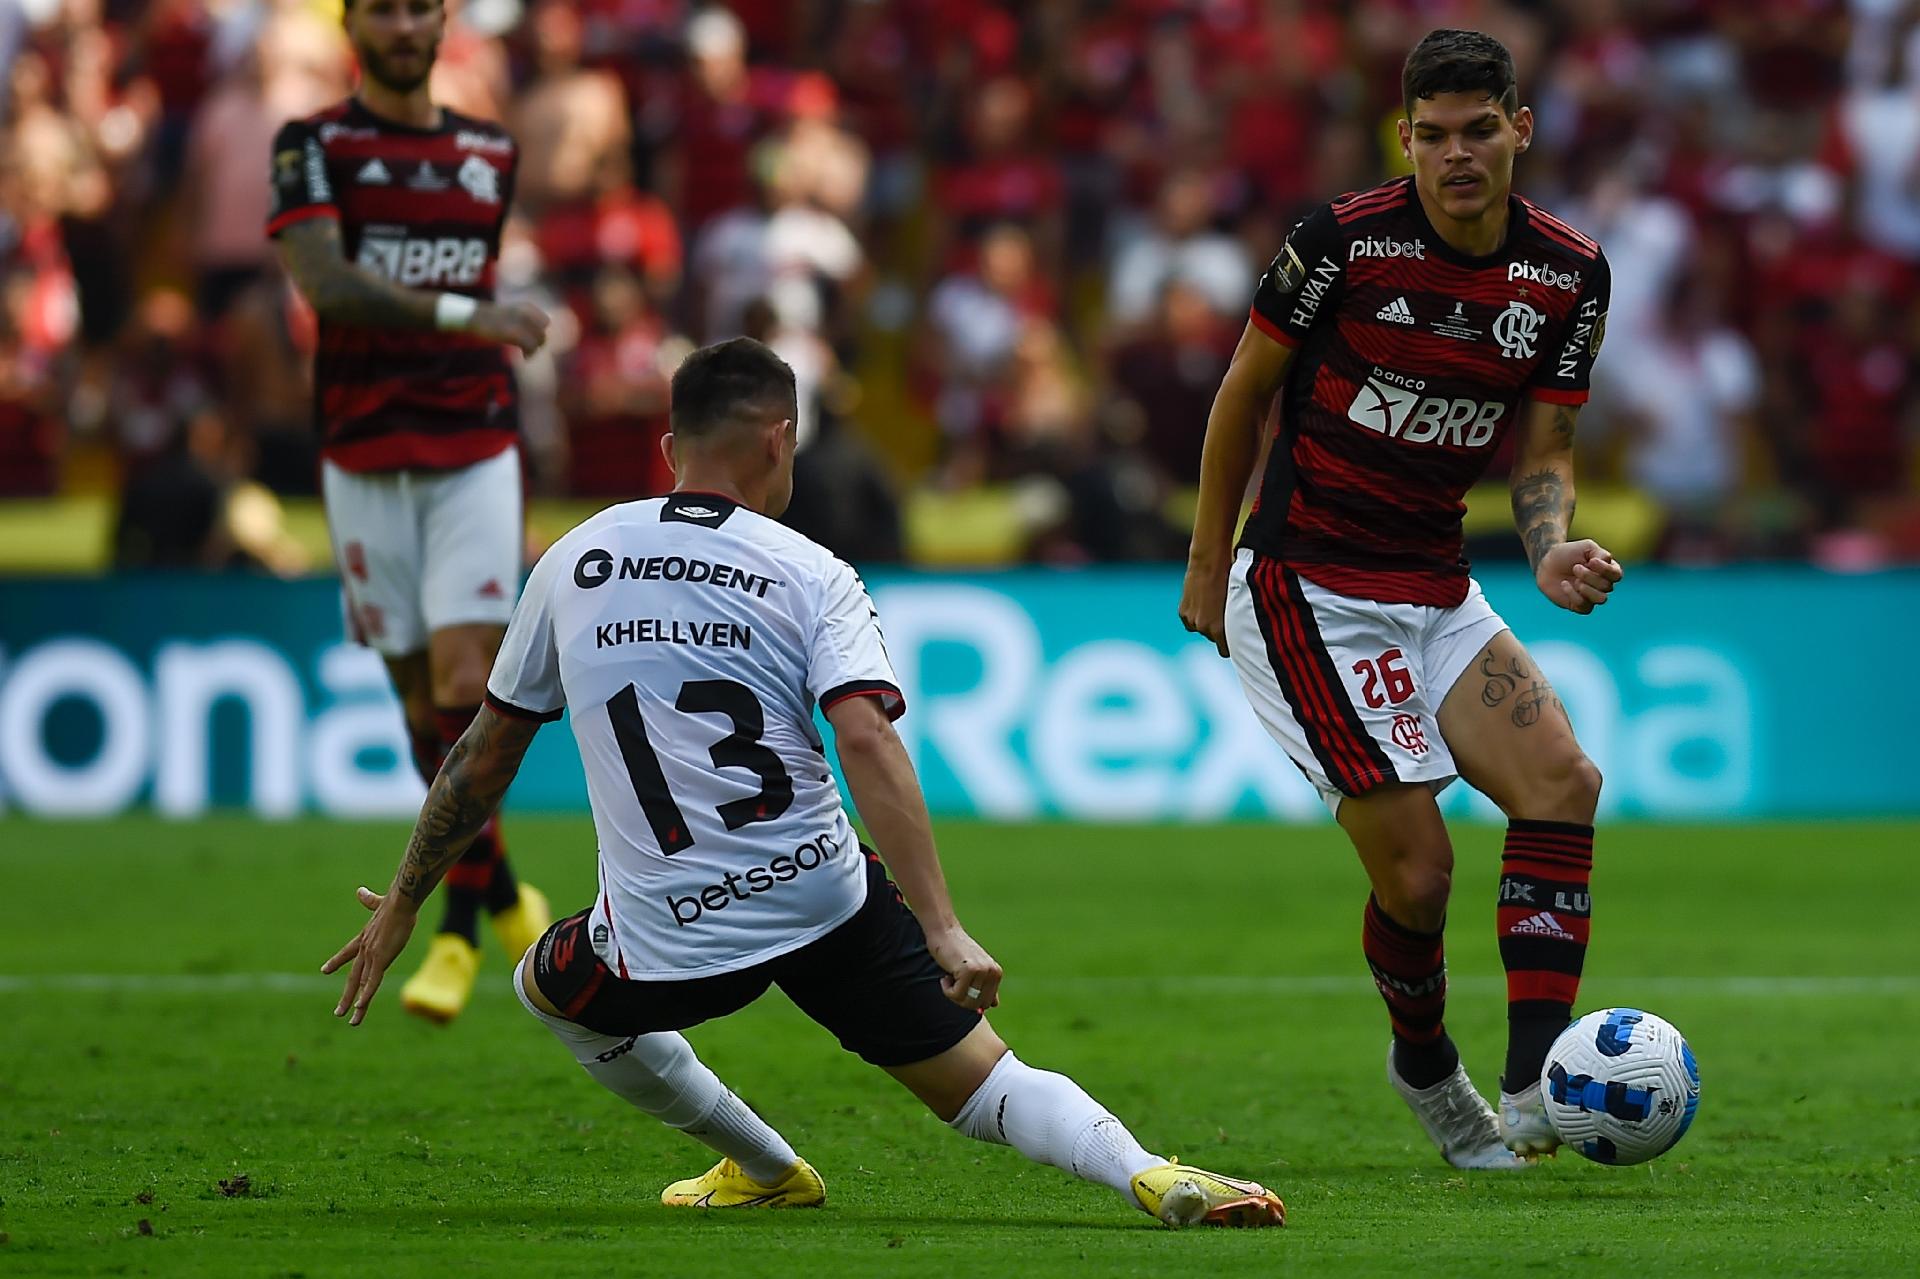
[1, 817, 1916, 1277]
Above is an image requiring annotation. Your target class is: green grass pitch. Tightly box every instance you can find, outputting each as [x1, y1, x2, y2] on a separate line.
[2, 817, 1916, 1276]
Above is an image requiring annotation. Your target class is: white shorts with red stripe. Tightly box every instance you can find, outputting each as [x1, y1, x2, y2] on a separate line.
[1225, 547, 1508, 816]
[321, 445, 522, 656]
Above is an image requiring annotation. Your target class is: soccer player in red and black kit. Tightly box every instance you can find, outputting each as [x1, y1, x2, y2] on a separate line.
[1179, 30, 1621, 1168]
[268, 0, 553, 1022]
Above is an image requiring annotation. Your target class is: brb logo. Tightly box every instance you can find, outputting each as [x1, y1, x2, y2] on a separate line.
[1347, 368, 1504, 448]
[1348, 236, 1426, 262]
[357, 234, 488, 287]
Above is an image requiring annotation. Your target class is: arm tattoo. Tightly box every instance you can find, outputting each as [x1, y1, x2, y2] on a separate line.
[1550, 405, 1576, 445]
[1511, 467, 1574, 573]
[276, 219, 440, 331]
[395, 709, 539, 907]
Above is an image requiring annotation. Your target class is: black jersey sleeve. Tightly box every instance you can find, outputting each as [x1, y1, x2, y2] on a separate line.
[1527, 249, 1612, 405]
[1248, 203, 1346, 348]
[265, 118, 338, 237]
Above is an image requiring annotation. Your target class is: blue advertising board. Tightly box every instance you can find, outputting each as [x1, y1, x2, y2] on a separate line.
[0, 568, 1913, 821]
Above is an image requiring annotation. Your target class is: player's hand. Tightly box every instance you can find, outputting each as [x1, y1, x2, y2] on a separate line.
[473, 299, 550, 356]
[1178, 557, 1231, 657]
[320, 885, 418, 1026]
[925, 923, 1003, 1012]
[1536, 539, 1623, 615]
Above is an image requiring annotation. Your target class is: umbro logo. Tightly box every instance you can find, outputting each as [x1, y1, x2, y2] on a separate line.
[356, 158, 391, 185]
[1509, 911, 1576, 941]
[1375, 296, 1415, 325]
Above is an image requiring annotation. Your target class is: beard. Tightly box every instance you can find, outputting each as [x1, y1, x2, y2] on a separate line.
[356, 38, 438, 94]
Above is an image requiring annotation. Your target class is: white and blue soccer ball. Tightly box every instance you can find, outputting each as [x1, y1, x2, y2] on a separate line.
[1541, 1008, 1700, 1166]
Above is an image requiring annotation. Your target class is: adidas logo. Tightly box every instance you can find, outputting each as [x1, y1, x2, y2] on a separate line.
[477, 578, 504, 599]
[1375, 296, 1415, 325]
[356, 158, 390, 185]
[1509, 911, 1576, 940]
[677, 505, 719, 518]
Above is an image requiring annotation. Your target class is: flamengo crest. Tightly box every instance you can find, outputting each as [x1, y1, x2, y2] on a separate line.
[1493, 300, 1544, 359]
[458, 155, 501, 204]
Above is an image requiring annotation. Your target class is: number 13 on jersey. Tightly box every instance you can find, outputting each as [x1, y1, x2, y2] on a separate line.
[606, 679, 795, 854]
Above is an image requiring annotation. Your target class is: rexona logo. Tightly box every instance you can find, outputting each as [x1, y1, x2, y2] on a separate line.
[1346, 368, 1503, 447]
[1349, 236, 1425, 262]
[357, 235, 487, 287]
[666, 833, 844, 926]
[1507, 260, 1582, 291]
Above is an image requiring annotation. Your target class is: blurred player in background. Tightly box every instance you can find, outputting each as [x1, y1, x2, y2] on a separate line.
[269, 0, 552, 1022]
[1180, 30, 1618, 1167]
[322, 338, 1286, 1229]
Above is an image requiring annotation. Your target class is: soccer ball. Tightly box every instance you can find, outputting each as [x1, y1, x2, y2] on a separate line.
[1541, 1008, 1700, 1166]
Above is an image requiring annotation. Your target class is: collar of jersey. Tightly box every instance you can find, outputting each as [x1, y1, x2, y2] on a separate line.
[348, 96, 449, 136]
[666, 490, 744, 511]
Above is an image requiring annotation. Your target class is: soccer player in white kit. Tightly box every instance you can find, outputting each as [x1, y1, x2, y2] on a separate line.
[323, 339, 1285, 1228]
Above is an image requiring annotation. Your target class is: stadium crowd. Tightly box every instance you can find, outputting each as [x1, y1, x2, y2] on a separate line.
[2, 0, 1917, 568]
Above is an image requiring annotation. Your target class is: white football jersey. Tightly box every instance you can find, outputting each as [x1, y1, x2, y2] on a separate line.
[486, 491, 903, 979]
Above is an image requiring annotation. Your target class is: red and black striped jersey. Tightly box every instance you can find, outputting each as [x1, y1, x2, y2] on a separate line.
[1241, 175, 1610, 607]
[266, 98, 519, 473]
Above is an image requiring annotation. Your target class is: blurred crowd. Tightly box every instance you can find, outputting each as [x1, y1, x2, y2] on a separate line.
[3, 0, 1919, 569]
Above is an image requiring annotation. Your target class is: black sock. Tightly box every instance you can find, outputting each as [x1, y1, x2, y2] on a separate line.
[1498, 820, 1594, 1091]
[1364, 896, 1459, 1089]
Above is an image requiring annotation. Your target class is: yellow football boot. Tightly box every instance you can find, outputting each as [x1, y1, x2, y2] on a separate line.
[660, 1158, 826, 1209]
[399, 933, 481, 1024]
[490, 883, 552, 962]
[1130, 1160, 1286, 1228]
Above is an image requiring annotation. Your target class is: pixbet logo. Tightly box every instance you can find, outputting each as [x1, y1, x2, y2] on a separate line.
[1349, 236, 1425, 262]
[1347, 368, 1503, 448]
[1507, 260, 1582, 291]
[665, 833, 844, 926]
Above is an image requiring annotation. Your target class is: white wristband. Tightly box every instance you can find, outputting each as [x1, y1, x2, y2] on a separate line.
[434, 293, 478, 331]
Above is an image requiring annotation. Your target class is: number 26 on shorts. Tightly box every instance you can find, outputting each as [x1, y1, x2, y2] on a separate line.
[1352, 647, 1415, 709]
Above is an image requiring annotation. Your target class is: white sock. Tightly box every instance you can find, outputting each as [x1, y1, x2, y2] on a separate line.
[948, 1051, 1163, 1209]
[513, 956, 798, 1184]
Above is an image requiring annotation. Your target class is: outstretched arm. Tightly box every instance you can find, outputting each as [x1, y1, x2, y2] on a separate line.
[274, 219, 550, 353]
[827, 694, 1002, 1011]
[321, 706, 542, 1024]
[1510, 398, 1622, 614]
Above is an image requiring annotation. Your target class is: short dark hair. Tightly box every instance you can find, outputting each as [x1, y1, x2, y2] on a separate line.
[669, 337, 797, 438]
[1402, 29, 1518, 118]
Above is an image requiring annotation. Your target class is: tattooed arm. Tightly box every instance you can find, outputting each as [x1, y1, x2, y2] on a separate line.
[273, 219, 550, 353]
[321, 706, 542, 1024]
[1511, 397, 1623, 615]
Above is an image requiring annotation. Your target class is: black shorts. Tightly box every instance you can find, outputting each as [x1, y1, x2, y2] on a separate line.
[529, 849, 980, 1068]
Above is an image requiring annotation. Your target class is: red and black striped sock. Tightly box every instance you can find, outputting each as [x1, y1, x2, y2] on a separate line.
[1498, 819, 1594, 1092]
[1364, 895, 1458, 1090]
[433, 706, 519, 943]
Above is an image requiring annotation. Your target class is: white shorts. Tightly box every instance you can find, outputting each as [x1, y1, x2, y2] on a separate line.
[1225, 548, 1508, 816]
[321, 446, 523, 657]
